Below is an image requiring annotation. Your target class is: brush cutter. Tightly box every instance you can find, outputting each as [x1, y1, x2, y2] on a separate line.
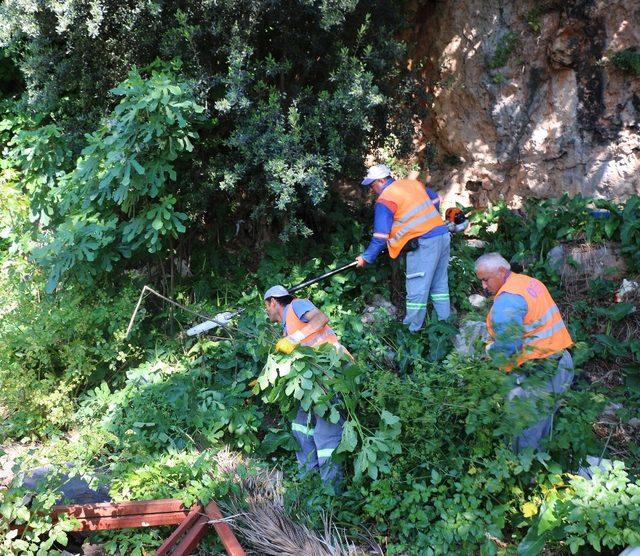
[183, 260, 358, 336]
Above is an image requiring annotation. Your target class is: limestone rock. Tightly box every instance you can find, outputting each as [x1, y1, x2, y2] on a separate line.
[21, 465, 110, 505]
[546, 242, 627, 280]
[465, 239, 487, 249]
[468, 294, 487, 307]
[599, 402, 623, 424]
[454, 320, 489, 356]
[404, 0, 640, 206]
[362, 295, 399, 325]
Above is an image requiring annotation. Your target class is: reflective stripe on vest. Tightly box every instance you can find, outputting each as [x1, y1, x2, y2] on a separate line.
[524, 305, 559, 333]
[389, 207, 441, 245]
[395, 199, 435, 225]
[378, 179, 445, 259]
[486, 273, 572, 369]
[283, 299, 342, 349]
[524, 319, 567, 344]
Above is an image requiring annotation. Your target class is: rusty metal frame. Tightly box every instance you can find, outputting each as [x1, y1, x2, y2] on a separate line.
[12, 498, 245, 556]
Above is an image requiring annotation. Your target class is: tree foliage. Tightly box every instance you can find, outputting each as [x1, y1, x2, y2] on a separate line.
[1, 0, 419, 288]
[30, 62, 203, 290]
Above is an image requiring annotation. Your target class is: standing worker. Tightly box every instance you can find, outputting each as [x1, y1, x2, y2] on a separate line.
[263, 285, 346, 486]
[475, 252, 574, 452]
[355, 164, 451, 332]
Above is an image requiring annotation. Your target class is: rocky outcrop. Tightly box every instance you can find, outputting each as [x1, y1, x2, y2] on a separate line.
[405, 0, 640, 207]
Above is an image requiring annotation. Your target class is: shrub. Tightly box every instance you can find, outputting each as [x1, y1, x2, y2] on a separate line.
[611, 47, 640, 75]
[488, 32, 519, 69]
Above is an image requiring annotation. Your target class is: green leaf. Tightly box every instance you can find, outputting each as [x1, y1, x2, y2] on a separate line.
[131, 159, 145, 174]
[329, 405, 340, 424]
[517, 525, 550, 556]
[45, 274, 59, 293]
[537, 501, 559, 535]
[55, 531, 68, 545]
[15, 505, 30, 522]
[381, 410, 400, 426]
[338, 420, 358, 452]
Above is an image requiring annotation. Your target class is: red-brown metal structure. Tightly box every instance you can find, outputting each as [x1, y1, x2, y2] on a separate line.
[156, 501, 245, 556]
[52, 498, 189, 531]
[12, 498, 245, 556]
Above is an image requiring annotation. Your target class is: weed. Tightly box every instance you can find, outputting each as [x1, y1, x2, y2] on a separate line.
[488, 32, 519, 70]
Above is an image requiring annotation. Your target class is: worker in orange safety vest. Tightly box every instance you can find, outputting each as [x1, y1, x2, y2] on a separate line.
[264, 285, 346, 487]
[475, 252, 574, 452]
[355, 164, 451, 332]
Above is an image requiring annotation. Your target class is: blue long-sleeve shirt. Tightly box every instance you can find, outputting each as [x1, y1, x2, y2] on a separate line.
[488, 291, 528, 364]
[362, 179, 448, 263]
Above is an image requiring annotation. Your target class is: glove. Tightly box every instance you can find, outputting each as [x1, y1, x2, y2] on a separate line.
[275, 337, 298, 354]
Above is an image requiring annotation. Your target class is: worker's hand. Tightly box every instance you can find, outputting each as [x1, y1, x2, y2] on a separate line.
[275, 337, 298, 354]
[355, 255, 367, 268]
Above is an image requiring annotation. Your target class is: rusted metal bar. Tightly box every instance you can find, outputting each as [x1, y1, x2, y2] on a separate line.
[155, 504, 204, 556]
[53, 498, 185, 520]
[154, 501, 245, 556]
[12, 497, 245, 555]
[204, 501, 246, 556]
[67, 510, 190, 531]
[165, 513, 210, 556]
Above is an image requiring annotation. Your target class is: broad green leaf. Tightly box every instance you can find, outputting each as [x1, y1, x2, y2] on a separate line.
[338, 420, 358, 452]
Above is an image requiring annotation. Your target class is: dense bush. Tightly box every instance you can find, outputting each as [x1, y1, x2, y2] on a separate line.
[1, 5, 640, 551]
[0, 0, 420, 261]
[0, 258, 140, 437]
[3, 190, 640, 553]
[30, 62, 204, 290]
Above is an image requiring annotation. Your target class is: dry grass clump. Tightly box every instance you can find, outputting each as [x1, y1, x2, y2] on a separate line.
[212, 449, 381, 556]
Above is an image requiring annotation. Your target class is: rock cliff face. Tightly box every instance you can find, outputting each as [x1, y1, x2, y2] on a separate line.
[405, 0, 640, 207]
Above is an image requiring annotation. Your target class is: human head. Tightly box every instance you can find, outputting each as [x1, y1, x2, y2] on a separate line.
[361, 164, 392, 194]
[474, 253, 511, 295]
[263, 285, 293, 323]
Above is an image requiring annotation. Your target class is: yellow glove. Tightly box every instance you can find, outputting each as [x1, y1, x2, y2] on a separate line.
[275, 337, 297, 354]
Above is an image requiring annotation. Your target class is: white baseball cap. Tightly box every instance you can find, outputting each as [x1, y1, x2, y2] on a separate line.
[361, 164, 391, 186]
[264, 285, 290, 300]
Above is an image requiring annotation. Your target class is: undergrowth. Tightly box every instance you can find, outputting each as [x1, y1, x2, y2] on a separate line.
[1, 194, 640, 554]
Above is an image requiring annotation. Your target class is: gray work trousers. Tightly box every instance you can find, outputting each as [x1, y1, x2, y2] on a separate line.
[508, 350, 574, 453]
[403, 233, 451, 332]
[292, 407, 344, 485]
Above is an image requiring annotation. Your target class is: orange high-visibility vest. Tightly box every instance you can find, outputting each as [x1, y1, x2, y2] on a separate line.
[486, 273, 573, 369]
[284, 300, 341, 348]
[377, 179, 444, 259]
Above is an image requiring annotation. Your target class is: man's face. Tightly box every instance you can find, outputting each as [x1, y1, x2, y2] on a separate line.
[264, 298, 279, 322]
[476, 265, 509, 295]
[371, 179, 387, 195]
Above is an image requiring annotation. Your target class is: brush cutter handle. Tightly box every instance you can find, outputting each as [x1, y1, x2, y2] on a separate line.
[287, 261, 358, 294]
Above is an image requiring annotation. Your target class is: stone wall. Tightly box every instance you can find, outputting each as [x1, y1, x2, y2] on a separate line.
[404, 0, 640, 207]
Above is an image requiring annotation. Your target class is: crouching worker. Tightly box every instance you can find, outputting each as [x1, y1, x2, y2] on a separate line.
[264, 285, 346, 486]
[475, 253, 574, 453]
